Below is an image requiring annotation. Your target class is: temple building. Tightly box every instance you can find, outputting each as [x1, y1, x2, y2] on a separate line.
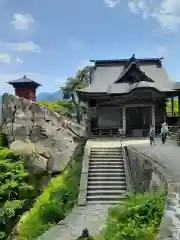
[76, 55, 180, 137]
[7, 75, 41, 102]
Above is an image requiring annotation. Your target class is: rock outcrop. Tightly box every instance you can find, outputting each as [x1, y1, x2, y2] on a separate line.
[2, 93, 86, 174]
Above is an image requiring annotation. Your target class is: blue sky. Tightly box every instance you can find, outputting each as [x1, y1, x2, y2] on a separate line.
[0, 0, 180, 94]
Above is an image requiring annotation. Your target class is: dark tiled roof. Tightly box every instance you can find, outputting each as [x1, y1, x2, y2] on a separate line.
[8, 75, 41, 87]
[90, 57, 163, 65]
[77, 56, 180, 96]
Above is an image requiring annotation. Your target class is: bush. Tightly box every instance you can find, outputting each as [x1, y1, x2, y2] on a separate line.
[0, 148, 36, 239]
[18, 150, 83, 240]
[0, 133, 9, 147]
[99, 190, 165, 240]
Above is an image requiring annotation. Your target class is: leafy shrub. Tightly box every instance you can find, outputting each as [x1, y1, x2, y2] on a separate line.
[38, 100, 74, 116]
[99, 190, 165, 240]
[0, 148, 35, 239]
[19, 150, 83, 240]
[0, 133, 9, 147]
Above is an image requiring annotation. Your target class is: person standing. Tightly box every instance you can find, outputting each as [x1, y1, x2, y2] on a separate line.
[149, 124, 156, 146]
[160, 122, 168, 144]
[118, 127, 124, 148]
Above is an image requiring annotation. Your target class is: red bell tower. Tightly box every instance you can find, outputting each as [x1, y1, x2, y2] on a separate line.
[7, 75, 41, 102]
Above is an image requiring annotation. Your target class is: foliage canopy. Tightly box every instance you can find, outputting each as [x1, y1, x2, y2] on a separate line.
[0, 148, 36, 239]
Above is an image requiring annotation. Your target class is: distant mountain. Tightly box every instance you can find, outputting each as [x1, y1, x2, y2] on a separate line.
[37, 90, 63, 102]
[0, 90, 63, 104]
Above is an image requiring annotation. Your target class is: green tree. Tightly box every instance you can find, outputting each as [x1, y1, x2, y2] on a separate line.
[61, 66, 92, 123]
[61, 66, 91, 98]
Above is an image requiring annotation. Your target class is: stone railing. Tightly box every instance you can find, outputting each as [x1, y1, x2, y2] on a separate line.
[126, 146, 180, 240]
[77, 145, 90, 206]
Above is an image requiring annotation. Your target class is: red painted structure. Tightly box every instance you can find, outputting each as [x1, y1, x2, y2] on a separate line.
[8, 75, 41, 102]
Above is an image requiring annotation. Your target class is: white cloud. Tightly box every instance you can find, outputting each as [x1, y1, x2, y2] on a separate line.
[15, 57, 24, 64]
[0, 53, 11, 64]
[151, 0, 180, 32]
[128, 0, 180, 32]
[152, 13, 180, 32]
[160, 0, 180, 15]
[8, 41, 40, 52]
[12, 13, 35, 30]
[128, 0, 151, 19]
[104, 0, 120, 8]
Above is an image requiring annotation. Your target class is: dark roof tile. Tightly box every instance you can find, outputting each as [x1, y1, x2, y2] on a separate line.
[8, 75, 41, 87]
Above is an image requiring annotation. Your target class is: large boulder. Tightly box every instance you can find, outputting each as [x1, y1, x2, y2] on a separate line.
[2, 93, 86, 174]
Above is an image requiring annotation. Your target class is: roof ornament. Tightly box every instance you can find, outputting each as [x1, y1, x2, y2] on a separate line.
[130, 54, 136, 62]
[157, 57, 164, 68]
[124, 54, 138, 69]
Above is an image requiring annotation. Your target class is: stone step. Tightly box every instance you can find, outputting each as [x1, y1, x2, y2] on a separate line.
[88, 176, 126, 181]
[89, 165, 124, 169]
[91, 148, 122, 150]
[87, 190, 126, 195]
[90, 156, 123, 159]
[87, 195, 126, 201]
[90, 157, 123, 160]
[91, 150, 122, 153]
[90, 162, 124, 166]
[90, 158, 124, 163]
[87, 200, 121, 205]
[89, 168, 124, 173]
[88, 181, 126, 186]
[88, 185, 127, 190]
[88, 172, 125, 177]
[90, 153, 123, 157]
[91, 151, 123, 154]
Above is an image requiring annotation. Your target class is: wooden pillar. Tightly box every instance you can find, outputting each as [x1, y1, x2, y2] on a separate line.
[171, 97, 174, 117]
[152, 104, 155, 129]
[86, 107, 91, 136]
[123, 107, 126, 135]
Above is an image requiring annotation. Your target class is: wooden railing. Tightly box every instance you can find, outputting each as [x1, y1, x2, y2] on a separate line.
[167, 112, 180, 117]
[91, 127, 120, 136]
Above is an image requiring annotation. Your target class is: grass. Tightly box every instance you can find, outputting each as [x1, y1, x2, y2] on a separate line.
[96, 190, 165, 240]
[18, 149, 83, 240]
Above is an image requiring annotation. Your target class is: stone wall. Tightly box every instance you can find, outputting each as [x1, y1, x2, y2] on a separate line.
[126, 146, 180, 240]
[1, 93, 86, 174]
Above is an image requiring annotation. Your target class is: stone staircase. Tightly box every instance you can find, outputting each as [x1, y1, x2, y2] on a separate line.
[168, 121, 180, 141]
[86, 147, 127, 205]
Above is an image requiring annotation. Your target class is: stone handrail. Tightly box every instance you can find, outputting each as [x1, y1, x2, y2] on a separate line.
[122, 148, 134, 194]
[126, 146, 179, 240]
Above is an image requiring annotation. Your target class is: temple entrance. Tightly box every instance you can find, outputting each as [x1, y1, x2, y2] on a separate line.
[126, 106, 151, 137]
[90, 106, 123, 136]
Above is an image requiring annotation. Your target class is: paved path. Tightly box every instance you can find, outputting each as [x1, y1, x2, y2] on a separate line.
[39, 137, 180, 240]
[38, 205, 110, 240]
[130, 138, 180, 181]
